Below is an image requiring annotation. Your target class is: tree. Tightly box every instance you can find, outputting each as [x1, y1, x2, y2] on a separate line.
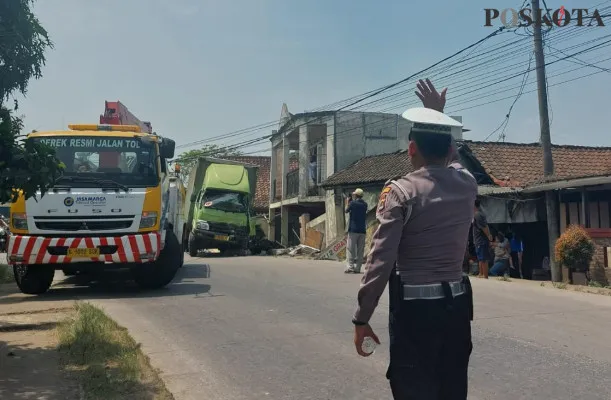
[0, 0, 63, 202]
[174, 145, 244, 179]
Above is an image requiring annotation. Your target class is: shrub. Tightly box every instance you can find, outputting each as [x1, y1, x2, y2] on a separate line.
[554, 225, 595, 270]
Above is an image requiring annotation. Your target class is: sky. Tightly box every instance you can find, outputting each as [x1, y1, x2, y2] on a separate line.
[13, 0, 611, 157]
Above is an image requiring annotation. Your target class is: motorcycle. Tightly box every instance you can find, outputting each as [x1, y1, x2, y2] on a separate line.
[0, 226, 9, 253]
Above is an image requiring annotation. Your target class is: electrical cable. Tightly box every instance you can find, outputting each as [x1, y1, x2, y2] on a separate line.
[173, 52, 611, 163]
[174, 13, 610, 151]
[172, 3, 611, 155]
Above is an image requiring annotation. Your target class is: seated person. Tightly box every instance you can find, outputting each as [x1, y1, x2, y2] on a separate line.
[490, 232, 512, 276]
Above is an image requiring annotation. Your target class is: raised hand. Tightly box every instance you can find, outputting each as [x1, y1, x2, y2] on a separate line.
[415, 79, 447, 113]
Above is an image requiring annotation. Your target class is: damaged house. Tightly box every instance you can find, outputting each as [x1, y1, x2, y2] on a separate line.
[319, 141, 611, 282]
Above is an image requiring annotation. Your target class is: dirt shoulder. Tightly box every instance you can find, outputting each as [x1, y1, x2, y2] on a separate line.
[479, 274, 611, 296]
[0, 280, 80, 399]
[0, 278, 173, 400]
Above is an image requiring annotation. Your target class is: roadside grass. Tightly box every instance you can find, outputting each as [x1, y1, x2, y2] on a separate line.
[57, 302, 173, 400]
[0, 263, 13, 283]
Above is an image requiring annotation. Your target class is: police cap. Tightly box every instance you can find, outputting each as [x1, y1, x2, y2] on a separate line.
[401, 107, 463, 138]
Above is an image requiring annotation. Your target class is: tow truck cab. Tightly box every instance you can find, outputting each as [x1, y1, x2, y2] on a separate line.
[8, 124, 183, 295]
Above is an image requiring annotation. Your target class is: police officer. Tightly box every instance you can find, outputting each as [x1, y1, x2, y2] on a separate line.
[352, 79, 477, 399]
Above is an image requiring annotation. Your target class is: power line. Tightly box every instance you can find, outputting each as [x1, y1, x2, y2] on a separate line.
[483, 51, 534, 142]
[170, 27, 508, 154]
[177, 48, 611, 161]
[173, 51, 611, 163]
[175, 14, 609, 152]
[172, 5, 611, 155]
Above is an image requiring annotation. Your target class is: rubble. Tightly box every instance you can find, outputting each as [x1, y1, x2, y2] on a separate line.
[288, 244, 320, 257]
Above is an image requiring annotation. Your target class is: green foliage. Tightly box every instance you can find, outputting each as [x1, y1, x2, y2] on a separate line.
[0, 107, 64, 201]
[0, 0, 63, 201]
[0, 0, 53, 102]
[554, 225, 595, 270]
[174, 145, 243, 178]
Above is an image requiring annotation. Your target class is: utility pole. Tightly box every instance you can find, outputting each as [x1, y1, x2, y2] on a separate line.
[532, 0, 561, 282]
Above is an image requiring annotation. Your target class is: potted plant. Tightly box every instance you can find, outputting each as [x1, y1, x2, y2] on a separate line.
[554, 225, 595, 284]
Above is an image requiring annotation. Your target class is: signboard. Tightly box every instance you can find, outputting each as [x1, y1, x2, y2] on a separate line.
[39, 138, 141, 149]
[64, 196, 107, 207]
[318, 235, 347, 260]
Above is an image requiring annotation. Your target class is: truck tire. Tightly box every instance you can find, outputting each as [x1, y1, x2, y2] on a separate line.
[188, 234, 199, 257]
[134, 230, 181, 290]
[13, 265, 55, 295]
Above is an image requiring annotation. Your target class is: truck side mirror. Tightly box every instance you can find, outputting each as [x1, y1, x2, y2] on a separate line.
[160, 138, 176, 159]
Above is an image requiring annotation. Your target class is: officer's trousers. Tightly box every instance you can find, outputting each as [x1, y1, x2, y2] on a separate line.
[386, 275, 473, 400]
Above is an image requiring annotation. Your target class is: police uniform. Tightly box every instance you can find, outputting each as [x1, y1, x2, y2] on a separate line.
[352, 108, 477, 399]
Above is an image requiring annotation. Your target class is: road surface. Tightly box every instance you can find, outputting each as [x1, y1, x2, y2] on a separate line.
[38, 255, 611, 399]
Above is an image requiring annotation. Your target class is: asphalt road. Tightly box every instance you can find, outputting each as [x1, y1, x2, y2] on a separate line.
[41, 255, 611, 400]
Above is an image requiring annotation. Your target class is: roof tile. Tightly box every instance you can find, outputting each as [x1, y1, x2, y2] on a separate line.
[222, 156, 271, 211]
[322, 141, 611, 188]
[468, 141, 611, 186]
[323, 151, 414, 187]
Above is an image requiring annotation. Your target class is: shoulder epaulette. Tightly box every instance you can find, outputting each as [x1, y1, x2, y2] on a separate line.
[384, 175, 403, 187]
[448, 163, 476, 181]
[380, 176, 414, 226]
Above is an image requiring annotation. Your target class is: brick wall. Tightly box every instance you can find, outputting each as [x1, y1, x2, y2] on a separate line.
[586, 229, 611, 285]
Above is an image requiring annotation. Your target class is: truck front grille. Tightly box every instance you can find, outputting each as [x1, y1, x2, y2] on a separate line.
[34, 220, 133, 231]
[207, 222, 248, 238]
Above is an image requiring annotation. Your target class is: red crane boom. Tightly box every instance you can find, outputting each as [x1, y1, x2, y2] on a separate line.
[100, 101, 152, 134]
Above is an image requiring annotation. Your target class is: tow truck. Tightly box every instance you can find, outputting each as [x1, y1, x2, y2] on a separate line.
[7, 123, 186, 294]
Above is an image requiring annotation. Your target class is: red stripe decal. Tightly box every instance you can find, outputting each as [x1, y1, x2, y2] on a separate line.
[23, 237, 37, 265]
[118, 237, 128, 263]
[84, 237, 96, 261]
[64, 237, 81, 264]
[143, 234, 152, 255]
[100, 237, 111, 262]
[49, 238, 66, 264]
[35, 238, 51, 265]
[129, 235, 141, 262]
[11, 236, 23, 260]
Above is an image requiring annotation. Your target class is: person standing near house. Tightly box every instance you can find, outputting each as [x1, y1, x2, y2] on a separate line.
[473, 199, 493, 279]
[509, 232, 524, 278]
[351, 79, 477, 399]
[345, 188, 368, 273]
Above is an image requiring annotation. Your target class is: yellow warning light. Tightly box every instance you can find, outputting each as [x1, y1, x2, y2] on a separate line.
[68, 124, 142, 132]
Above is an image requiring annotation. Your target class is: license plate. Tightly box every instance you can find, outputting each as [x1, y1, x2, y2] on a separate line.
[214, 235, 229, 241]
[68, 248, 100, 258]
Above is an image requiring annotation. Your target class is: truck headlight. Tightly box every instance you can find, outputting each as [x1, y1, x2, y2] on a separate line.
[196, 220, 209, 230]
[139, 211, 158, 229]
[12, 213, 28, 230]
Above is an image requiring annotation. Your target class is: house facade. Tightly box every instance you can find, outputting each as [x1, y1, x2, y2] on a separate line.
[321, 140, 611, 282]
[267, 103, 417, 247]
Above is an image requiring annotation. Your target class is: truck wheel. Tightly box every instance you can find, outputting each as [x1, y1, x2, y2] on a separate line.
[13, 265, 55, 295]
[188, 234, 199, 257]
[134, 230, 181, 290]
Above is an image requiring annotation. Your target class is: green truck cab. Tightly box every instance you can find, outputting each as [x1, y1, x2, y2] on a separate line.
[184, 158, 259, 256]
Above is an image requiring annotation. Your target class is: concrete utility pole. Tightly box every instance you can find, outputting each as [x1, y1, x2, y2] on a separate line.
[532, 0, 561, 282]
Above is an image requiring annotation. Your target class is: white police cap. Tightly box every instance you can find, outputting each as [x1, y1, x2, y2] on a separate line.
[401, 107, 463, 138]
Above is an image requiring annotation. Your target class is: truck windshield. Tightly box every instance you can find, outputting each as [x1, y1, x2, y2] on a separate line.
[201, 190, 246, 213]
[33, 135, 159, 187]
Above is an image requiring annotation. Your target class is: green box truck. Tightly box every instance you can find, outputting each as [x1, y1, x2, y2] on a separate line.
[184, 157, 260, 257]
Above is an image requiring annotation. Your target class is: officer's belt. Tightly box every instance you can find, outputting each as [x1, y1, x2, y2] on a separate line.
[402, 281, 466, 300]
